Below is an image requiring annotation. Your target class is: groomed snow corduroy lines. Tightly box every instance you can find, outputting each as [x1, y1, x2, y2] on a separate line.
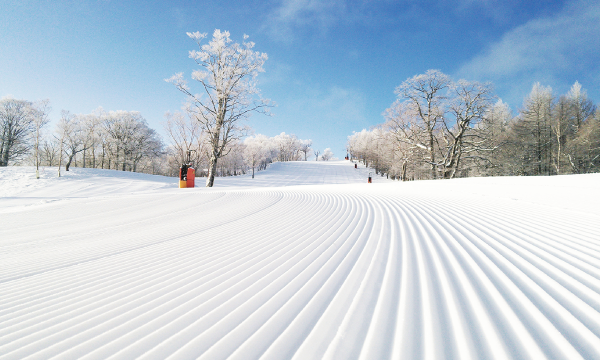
[1, 162, 599, 359]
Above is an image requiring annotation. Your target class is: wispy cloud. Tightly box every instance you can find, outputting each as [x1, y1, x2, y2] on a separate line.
[263, 0, 346, 42]
[457, 0, 600, 107]
[283, 84, 367, 128]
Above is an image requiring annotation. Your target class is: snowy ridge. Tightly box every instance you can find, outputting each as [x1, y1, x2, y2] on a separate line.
[1, 161, 600, 359]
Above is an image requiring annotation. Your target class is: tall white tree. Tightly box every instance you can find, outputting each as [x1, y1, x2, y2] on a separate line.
[395, 69, 451, 179]
[440, 80, 494, 178]
[167, 29, 271, 187]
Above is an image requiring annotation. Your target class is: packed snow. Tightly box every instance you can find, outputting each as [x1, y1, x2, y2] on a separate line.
[1, 161, 599, 359]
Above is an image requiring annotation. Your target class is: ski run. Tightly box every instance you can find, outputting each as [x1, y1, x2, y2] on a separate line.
[1, 160, 600, 360]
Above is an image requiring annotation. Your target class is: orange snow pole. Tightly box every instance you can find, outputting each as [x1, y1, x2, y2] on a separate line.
[186, 167, 195, 188]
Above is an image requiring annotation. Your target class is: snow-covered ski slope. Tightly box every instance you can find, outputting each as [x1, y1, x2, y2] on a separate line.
[1, 161, 600, 360]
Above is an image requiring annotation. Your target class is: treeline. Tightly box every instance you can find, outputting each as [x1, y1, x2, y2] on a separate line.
[164, 110, 320, 179]
[347, 70, 599, 180]
[0, 98, 164, 174]
[0, 96, 320, 178]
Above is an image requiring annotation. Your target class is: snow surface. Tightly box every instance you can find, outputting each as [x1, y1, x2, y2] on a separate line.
[1, 161, 600, 359]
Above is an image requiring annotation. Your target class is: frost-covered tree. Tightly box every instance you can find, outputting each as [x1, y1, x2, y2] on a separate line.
[0, 97, 39, 166]
[103, 110, 163, 172]
[395, 70, 451, 179]
[474, 99, 512, 176]
[164, 110, 210, 168]
[243, 134, 269, 178]
[167, 29, 271, 187]
[385, 72, 494, 179]
[217, 140, 245, 176]
[273, 132, 302, 161]
[57, 111, 91, 172]
[321, 148, 334, 161]
[512, 83, 554, 176]
[80, 112, 102, 169]
[567, 81, 596, 131]
[350, 75, 599, 180]
[564, 82, 597, 173]
[567, 108, 600, 173]
[31, 100, 51, 178]
[299, 139, 312, 161]
[39, 137, 61, 166]
[440, 80, 495, 178]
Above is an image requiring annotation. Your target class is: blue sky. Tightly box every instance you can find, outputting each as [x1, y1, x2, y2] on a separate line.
[2, 0, 599, 159]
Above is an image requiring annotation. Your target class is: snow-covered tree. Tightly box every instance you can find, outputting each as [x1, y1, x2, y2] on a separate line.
[167, 29, 271, 187]
[350, 74, 599, 180]
[395, 70, 451, 179]
[30, 100, 51, 178]
[564, 81, 597, 173]
[0, 97, 40, 166]
[321, 148, 334, 161]
[164, 110, 210, 168]
[511, 83, 554, 176]
[273, 132, 302, 161]
[440, 80, 495, 178]
[243, 134, 269, 178]
[57, 111, 97, 172]
[299, 139, 312, 161]
[90, 110, 164, 172]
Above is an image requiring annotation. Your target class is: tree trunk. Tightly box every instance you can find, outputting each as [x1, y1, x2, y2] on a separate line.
[65, 153, 74, 171]
[206, 153, 218, 187]
[205, 97, 226, 187]
[428, 126, 436, 179]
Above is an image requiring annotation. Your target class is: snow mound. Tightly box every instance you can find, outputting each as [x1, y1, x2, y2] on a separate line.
[1, 162, 599, 359]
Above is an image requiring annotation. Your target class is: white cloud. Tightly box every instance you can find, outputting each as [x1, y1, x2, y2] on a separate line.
[263, 0, 345, 42]
[457, 0, 600, 106]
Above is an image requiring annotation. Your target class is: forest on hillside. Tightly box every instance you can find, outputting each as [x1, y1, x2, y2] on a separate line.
[348, 70, 599, 181]
[2, 70, 599, 182]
